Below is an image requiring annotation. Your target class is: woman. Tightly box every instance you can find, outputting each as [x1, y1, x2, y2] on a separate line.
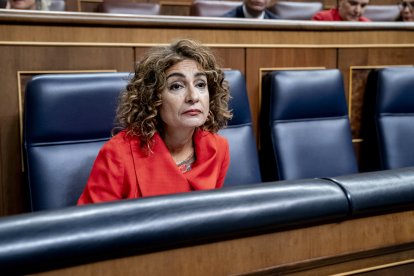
[78, 39, 232, 204]
[399, 0, 414, 21]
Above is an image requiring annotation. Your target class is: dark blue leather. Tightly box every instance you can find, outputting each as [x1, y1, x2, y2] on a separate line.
[0, 178, 348, 274]
[219, 70, 261, 186]
[328, 167, 414, 216]
[362, 67, 414, 171]
[261, 69, 358, 181]
[24, 73, 130, 211]
[2, 166, 414, 274]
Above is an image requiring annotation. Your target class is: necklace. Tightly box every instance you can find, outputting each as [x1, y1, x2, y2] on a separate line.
[176, 152, 195, 173]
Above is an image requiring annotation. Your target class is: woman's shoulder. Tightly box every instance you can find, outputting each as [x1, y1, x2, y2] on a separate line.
[102, 130, 135, 151]
[197, 130, 228, 147]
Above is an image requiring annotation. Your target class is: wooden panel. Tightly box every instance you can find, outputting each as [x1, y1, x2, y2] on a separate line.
[78, 0, 102, 13]
[134, 47, 245, 74]
[212, 47, 245, 74]
[246, 48, 337, 138]
[34, 210, 414, 275]
[0, 46, 134, 216]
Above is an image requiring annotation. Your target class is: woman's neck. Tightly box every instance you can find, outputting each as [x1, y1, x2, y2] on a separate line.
[163, 129, 195, 164]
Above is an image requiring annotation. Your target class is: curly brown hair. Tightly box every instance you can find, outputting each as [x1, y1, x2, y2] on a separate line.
[115, 39, 232, 148]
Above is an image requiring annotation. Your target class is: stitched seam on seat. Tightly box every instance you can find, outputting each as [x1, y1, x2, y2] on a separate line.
[27, 138, 110, 147]
[271, 115, 349, 124]
[378, 113, 414, 116]
[321, 177, 353, 217]
[224, 123, 253, 129]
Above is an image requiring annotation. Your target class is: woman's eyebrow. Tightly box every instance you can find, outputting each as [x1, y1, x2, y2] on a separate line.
[166, 72, 185, 80]
[195, 72, 207, 78]
[166, 72, 207, 80]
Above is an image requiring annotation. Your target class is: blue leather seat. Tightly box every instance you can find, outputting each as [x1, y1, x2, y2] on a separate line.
[268, 1, 323, 20]
[98, 1, 161, 15]
[260, 69, 358, 181]
[361, 67, 414, 171]
[364, 5, 400, 22]
[24, 72, 130, 211]
[220, 70, 261, 186]
[190, 0, 240, 17]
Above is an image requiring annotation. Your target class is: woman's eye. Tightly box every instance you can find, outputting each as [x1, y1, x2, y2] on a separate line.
[196, 81, 207, 89]
[169, 83, 183, 91]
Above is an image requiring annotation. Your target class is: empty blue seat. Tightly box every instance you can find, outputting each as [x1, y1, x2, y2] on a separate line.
[361, 67, 414, 171]
[220, 70, 261, 186]
[24, 72, 130, 211]
[260, 69, 358, 181]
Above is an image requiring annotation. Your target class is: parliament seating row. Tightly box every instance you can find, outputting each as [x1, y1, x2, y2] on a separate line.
[1, 166, 414, 274]
[96, 0, 401, 21]
[23, 67, 414, 212]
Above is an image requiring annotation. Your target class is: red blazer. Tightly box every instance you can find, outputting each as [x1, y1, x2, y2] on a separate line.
[312, 8, 370, 21]
[78, 129, 230, 204]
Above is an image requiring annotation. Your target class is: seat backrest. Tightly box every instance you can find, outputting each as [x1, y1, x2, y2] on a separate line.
[98, 1, 161, 15]
[24, 72, 130, 211]
[190, 0, 240, 17]
[362, 67, 414, 171]
[260, 69, 358, 181]
[364, 5, 400, 21]
[0, 0, 7, 9]
[268, 1, 323, 20]
[219, 70, 261, 186]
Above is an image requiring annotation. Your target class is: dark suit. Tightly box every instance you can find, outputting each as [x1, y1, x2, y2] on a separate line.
[222, 5, 279, 19]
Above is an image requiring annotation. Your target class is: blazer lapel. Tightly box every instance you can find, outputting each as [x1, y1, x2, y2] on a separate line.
[130, 133, 192, 197]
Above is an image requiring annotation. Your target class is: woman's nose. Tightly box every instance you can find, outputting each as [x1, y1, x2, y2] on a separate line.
[186, 85, 200, 103]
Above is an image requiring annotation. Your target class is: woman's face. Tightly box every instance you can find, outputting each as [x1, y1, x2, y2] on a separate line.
[244, 0, 270, 14]
[9, 0, 36, 10]
[400, 0, 414, 21]
[338, 0, 369, 21]
[159, 59, 210, 134]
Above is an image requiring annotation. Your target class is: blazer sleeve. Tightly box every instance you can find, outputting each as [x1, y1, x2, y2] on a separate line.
[77, 140, 127, 205]
[216, 138, 230, 188]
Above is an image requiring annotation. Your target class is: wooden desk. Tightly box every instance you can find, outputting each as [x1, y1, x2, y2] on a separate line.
[35, 210, 414, 275]
[1, 9, 414, 216]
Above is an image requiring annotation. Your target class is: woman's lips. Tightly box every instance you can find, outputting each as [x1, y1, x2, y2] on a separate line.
[183, 109, 201, 116]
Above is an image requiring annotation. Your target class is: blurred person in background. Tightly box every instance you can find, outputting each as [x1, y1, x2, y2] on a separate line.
[223, 0, 279, 19]
[312, 0, 370, 21]
[6, 0, 37, 9]
[399, 0, 414, 21]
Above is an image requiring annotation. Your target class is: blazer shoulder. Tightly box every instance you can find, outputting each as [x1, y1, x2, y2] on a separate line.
[265, 10, 280, 19]
[222, 5, 243, 18]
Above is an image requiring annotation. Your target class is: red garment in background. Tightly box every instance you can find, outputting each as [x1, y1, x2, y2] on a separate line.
[312, 8, 370, 21]
[77, 129, 230, 204]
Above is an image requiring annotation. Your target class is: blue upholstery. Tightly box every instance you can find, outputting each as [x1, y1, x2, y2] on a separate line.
[261, 69, 358, 181]
[0, 178, 348, 274]
[268, 1, 323, 20]
[364, 5, 400, 22]
[220, 70, 261, 186]
[24, 72, 130, 211]
[98, 1, 161, 15]
[362, 67, 414, 171]
[328, 167, 414, 216]
[3, 166, 414, 274]
[190, 0, 240, 17]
